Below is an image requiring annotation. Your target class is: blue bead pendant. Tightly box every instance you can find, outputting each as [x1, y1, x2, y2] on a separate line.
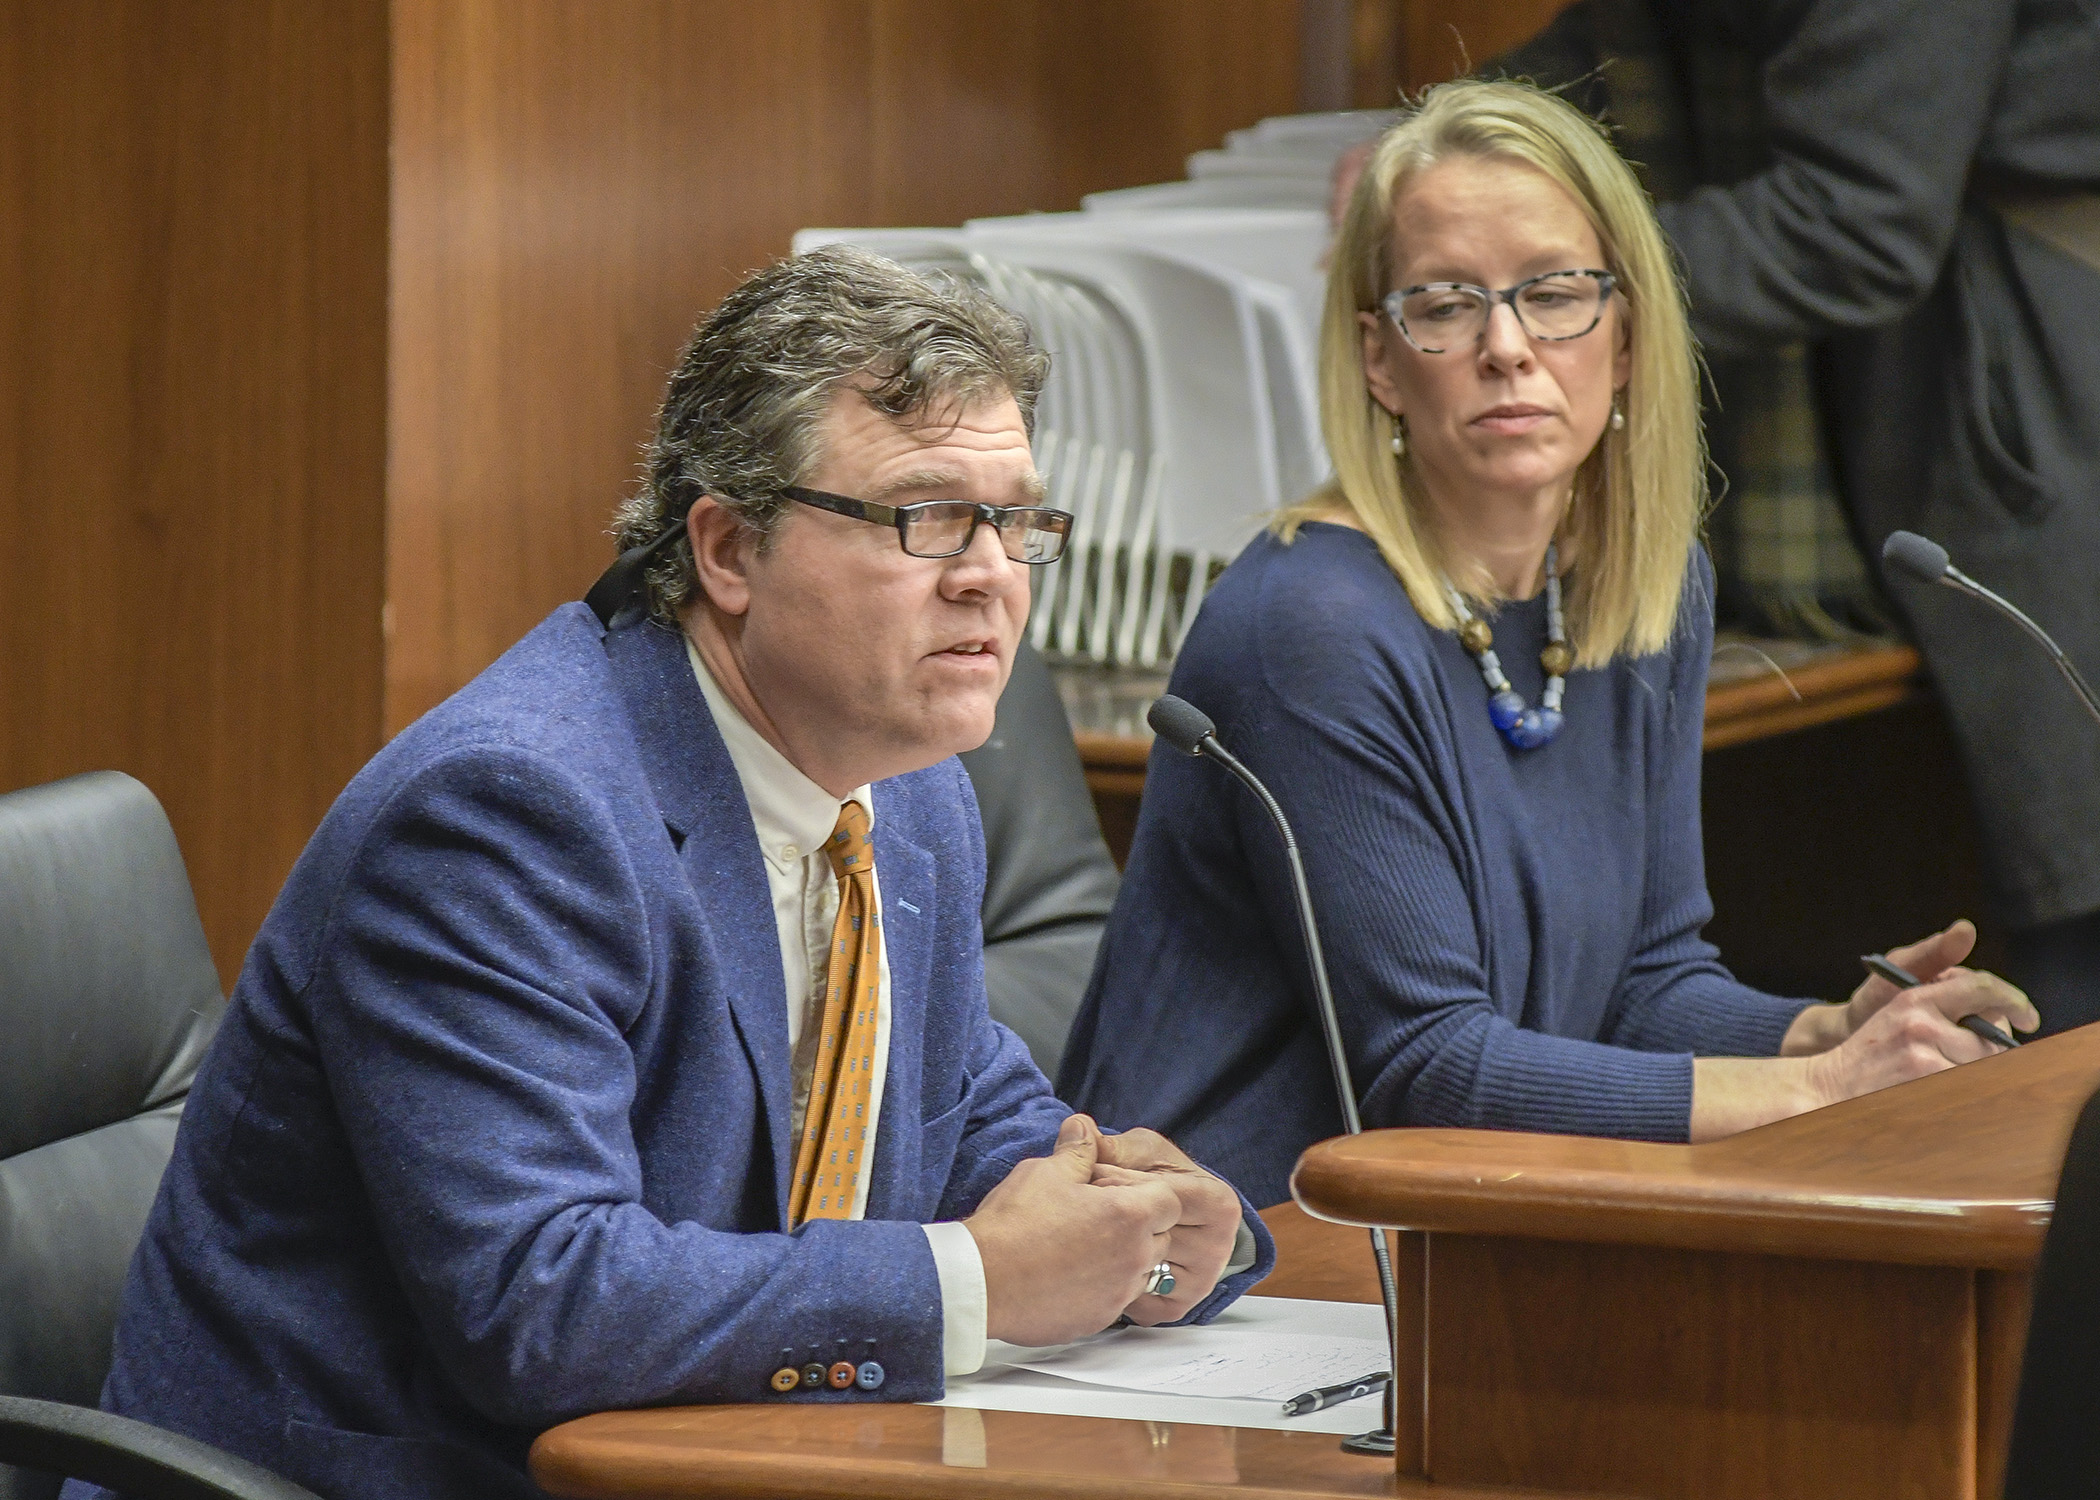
[1504, 706, 1565, 750]
[1444, 543, 1570, 753]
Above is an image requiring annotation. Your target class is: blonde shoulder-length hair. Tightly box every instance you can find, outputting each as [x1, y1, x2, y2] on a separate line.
[1275, 78, 1703, 666]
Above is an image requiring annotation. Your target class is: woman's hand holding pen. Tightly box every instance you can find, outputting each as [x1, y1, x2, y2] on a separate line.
[1780, 920, 2039, 1106]
[1694, 921, 2039, 1140]
[1839, 920, 2033, 1035]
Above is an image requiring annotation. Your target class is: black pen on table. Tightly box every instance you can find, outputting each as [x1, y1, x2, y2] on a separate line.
[1860, 953, 2019, 1050]
[1280, 1371, 1389, 1418]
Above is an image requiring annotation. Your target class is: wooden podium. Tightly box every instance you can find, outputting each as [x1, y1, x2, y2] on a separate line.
[1293, 1026, 2100, 1500]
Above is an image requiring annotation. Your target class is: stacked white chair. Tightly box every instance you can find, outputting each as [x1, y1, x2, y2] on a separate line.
[1082, 177, 1330, 213]
[1222, 109, 1399, 159]
[792, 110, 1394, 669]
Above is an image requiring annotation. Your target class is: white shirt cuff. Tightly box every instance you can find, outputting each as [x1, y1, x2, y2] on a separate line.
[1226, 1218, 1258, 1276]
[920, 1220, 988, 1377]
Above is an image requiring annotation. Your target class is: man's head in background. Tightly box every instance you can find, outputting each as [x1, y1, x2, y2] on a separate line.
[613, 249, 1062, 796]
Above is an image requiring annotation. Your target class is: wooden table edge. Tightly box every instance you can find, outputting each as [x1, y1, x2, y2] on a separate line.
[533, 1428, 1319, 1500]
[529, 1407, 1599, 1500]
[1701, 642, 1922, 727]
[1289, 1186, 2048, 1270]
[1291, 1154, 2050, 1270]
[1074, 728, 1155, 771]
[1074, 643, 1926, 776]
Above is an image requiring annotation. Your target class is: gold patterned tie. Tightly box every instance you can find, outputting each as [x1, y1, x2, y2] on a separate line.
[788, 801, 883, 1227]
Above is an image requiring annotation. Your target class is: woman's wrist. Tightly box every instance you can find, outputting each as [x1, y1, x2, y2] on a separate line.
[1688, 1053, 1830, 1141]
[1778, 1001, 1851, 1057]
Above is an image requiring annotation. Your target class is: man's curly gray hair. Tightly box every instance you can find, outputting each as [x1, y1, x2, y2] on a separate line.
[612, 246, 1049, 623]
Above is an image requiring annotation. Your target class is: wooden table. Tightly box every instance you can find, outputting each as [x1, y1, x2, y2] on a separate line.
[529, 1206, 1617, 1500]
[1293, 1025, 2100, 1500]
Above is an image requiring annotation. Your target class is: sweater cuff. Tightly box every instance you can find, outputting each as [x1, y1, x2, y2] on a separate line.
[1706, 989, 1814, 1058]
[920, 1221, 987, 1377]
[1614, 972, 1813, 1059]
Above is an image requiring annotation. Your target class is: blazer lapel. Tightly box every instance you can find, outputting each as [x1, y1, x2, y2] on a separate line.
[869, 808, 935, 1219]
[600, 616, 795, 1222]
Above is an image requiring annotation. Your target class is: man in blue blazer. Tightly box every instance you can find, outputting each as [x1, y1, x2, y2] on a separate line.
[77, 249, 1273, 1500]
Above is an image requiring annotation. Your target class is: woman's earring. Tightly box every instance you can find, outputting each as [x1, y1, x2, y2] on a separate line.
[1609, 398, 1625, 432]
[1391, 418, 1407, 457]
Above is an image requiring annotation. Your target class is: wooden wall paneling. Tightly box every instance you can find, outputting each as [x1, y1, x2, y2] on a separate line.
[1, 0, 390, 985]
[385, 0, 1303, 735]
[1024, 0, 1303, 213]
[862, 0, 1302, 226]
[1423, 1235, 1979, 1499]
[1300, 0, 1356, 112]
[1400, 0, 1576, 92]
[386, 0, 883, 731]
[1350, 0, 1406, 108]
[865, 3, 1067, 226]
[1340, 0, 1578, 106]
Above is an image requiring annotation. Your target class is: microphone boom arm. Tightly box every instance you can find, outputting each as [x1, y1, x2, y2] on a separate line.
[1197, 737, 1364, 1136]
[1939, 569, 2100, 729]
[1193, 731, 1404, 1455]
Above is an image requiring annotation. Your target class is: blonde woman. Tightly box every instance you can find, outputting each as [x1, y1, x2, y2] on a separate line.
[1057, 80, 2033, 1208]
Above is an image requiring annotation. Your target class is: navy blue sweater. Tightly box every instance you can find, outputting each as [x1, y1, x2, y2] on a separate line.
[1058, 524, 1809, 1208]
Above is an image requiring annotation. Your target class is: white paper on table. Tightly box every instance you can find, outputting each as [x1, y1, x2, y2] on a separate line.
[1012, 1328, 1386, 1401]
[928, 1296, 1391, 1435]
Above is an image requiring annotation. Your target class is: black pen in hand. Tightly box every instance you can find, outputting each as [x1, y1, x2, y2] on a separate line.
[1279, 1371, 1389, 1417]
[1860, 953, 2019, 1050]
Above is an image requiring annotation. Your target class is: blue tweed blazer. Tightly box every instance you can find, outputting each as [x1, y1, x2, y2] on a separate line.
[78, 606, 1272, 1499]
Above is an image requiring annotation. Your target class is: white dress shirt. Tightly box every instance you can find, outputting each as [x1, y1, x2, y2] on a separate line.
[687, 638, 987, 1377]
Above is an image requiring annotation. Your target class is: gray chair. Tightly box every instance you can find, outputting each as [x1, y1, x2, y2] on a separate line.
[0, 1399, 318, 1500]
[0, 772, 261, 1499]
[959, 642, 1121, 1077]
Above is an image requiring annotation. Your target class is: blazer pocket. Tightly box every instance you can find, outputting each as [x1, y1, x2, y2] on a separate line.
[282, 1418, 541, 1499]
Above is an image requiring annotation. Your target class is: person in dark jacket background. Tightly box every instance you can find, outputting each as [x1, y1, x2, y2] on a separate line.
[1494, 0, 2100, 1030]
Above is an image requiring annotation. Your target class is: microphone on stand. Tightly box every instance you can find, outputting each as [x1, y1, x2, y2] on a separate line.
[1147, 694, 1402, 1459]
[1882, 531, 2100, 728]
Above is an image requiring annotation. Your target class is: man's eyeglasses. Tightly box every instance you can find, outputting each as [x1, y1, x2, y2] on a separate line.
[1382, 269, 1617, 354]
[781, 486, 1073, 565]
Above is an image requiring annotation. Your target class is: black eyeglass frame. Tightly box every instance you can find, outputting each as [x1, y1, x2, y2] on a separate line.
[1382, 268, 1619, 354]
[779, 485, 1073, 565]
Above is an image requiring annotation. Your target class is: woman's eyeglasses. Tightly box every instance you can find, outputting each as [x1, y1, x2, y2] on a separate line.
[1382, 269, 1617, 354]
[780, 486, 1073, 564]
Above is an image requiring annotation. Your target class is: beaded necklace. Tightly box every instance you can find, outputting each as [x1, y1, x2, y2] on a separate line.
[1443, 543, 1570, 751]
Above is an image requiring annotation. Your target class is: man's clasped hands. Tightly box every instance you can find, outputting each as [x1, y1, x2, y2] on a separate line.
[963, 1113, 1244, 1346]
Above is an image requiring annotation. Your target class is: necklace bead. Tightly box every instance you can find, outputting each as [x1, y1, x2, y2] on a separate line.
[1444, 543, 1568, 752]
